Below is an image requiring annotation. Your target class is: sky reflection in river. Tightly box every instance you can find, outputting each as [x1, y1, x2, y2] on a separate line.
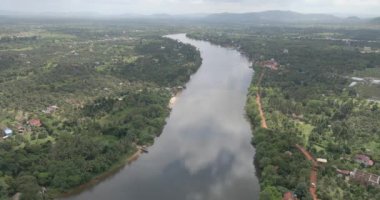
[66, 34, 259, 200]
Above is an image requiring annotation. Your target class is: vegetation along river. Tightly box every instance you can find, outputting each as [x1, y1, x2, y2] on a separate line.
[65, 34, 260, 200]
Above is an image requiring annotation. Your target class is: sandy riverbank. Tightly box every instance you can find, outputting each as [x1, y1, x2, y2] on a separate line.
[168, 91, 182, 109]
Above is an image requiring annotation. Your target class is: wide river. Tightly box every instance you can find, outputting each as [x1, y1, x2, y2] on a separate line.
[66, 34, 260, 200]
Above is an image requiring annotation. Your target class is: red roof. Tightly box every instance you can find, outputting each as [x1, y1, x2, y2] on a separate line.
[283, 192, 294, 200]
[355, 154, 374, 166]
[29, 119, 42, 127]
[336, 169, 351, 175]
[262, 60, 279, 70]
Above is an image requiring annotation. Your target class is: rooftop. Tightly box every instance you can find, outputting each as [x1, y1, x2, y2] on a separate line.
[28, 119, 42, 127]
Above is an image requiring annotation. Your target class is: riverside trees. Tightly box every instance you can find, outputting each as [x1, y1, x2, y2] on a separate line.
[189, 26, 380, 199]
[0, 20, 201, 199]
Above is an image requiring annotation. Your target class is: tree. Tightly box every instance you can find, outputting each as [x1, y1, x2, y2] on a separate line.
[294, 182, 309, 200]
[16, 176, 41, 200]
[259, 186, 282, 200]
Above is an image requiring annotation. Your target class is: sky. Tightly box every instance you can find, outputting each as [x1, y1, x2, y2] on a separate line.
[1, 0, 380, 17]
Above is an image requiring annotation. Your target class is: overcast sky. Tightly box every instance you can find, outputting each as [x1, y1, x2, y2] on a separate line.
[1, 0, 379, 17]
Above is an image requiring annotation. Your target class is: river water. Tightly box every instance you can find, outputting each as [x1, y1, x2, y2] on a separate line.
[65, 34, 260, 200]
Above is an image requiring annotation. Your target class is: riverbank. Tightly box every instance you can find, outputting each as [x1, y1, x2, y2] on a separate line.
[63, 33, 259, 200]
[254, 68, 319, 200]
[64, 88, 184, 197]
[58, 148, 142, 198]
[187, 27, 380, 200]
[168, 90, 182, 109]
[59, 90, 178, 198]
[246, 66, 313, 199]
[58, 34, 203, 199]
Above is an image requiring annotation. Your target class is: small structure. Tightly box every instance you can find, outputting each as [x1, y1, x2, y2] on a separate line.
[336, 169, 351, 176]
[354, 154, 374, 167]
[350, 169, 380, 188]
[28, 119, 42, 127]
[283, 49, 289, 54]
[284, 151, 293, 157]
[349, 82, 358, 87]
[283, 192, 295, 200]
[2, 128, 13, 139]
[16, 125, 26, 133]
[317, 158, 328, 164]
[261, 59, 279, 70]
[42, 105, 59, 114]
[138, 146, 149, 153]
[361, 46, 372, 53]
[351, 77, 365, 81]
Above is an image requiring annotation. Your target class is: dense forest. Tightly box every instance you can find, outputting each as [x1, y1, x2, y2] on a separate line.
[0, 20, 201, 199]
[189, 26, 380, 200]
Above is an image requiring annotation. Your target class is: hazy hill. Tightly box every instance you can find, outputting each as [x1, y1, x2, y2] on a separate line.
[372, 17, 380, 24]
[204, 10, 343, 24]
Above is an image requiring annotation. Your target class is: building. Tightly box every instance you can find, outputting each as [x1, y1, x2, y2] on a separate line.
[42, 105, 59, 114]
[354, 154, 374, 167]
[262, 59, 279, 70]
[317, 158, 328, 163]
[362, 47, 372, 53]
[28, 119, 42, 127]
[2, 128, 13, 139]
[283, 192, 295, 200]
[336, 169, 351, 176]
[16, 125, 26, 133]
[350, 169, 380, 188]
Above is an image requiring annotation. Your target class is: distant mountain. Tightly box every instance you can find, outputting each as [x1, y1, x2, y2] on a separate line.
[0, 10, 26, 16]
[371, 17, 380, 24]
[346, 16, 361, 20]
[0, 10, 104, 19]
[204, 10, 343, 24]
[342, 16, 367, 24]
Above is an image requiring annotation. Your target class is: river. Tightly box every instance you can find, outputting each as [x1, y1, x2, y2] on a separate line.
[65, 34, 260, 200]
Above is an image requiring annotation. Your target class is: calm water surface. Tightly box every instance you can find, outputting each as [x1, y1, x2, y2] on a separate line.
[66, 34, 260, 200]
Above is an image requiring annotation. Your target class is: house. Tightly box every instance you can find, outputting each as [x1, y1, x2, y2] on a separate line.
[350, 169, 380, 188]
[336, 169, 351, 176]
[2, 128, 13, 139]
[317, 158, 328, 164]
[361, 46, 372, 53]
[262, 59, 279, 70]
[28, 119, 42, 127]
[16, 125, 26, 133]
[354, 154, 374, 167]
[42, 105, 59, 114]
[283, 192, 295, 200]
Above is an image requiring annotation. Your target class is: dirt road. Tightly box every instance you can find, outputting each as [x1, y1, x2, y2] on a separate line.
[256, 70, 268, 129]
[255, 68, 318, 200]
[256, 94, 268, 129]
[295, 144, 318, 200]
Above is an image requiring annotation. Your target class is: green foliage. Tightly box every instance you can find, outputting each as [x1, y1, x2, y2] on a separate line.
[191, 26, 380, 199]
[259, 186, 282, 200]
[0, 22, 202, 199]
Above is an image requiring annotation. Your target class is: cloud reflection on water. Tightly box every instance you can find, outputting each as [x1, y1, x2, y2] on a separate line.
[65, 34, 260, 200]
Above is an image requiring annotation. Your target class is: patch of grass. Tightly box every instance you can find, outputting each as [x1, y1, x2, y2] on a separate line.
[0, 46, 34, 52]
[296, 121, 314, 145]
[354, 68, 380, 78]
[357, 84, 380, 100]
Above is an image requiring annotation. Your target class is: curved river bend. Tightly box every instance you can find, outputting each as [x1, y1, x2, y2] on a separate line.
[66, 34, 260, 200]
